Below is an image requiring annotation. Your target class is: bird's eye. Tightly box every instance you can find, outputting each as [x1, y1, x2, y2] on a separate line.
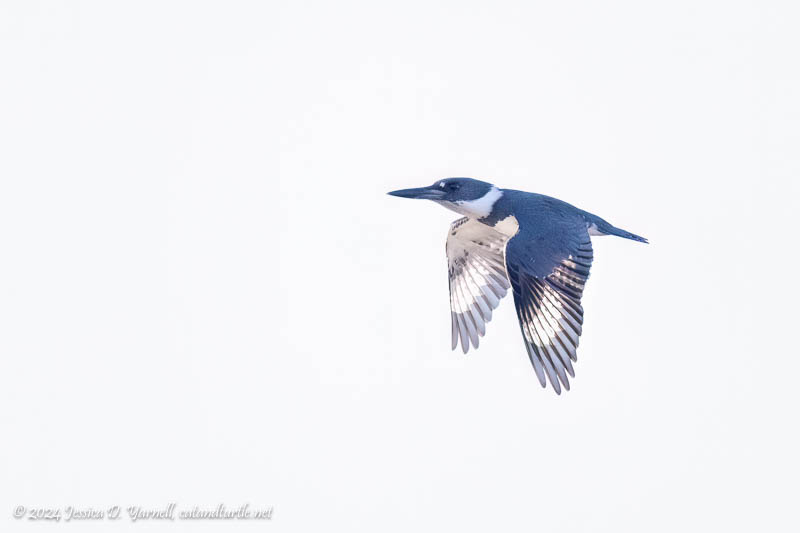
[447, 183, 461, 191]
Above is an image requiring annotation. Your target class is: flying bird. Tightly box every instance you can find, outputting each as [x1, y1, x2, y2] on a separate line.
[388, 178, 647, 394]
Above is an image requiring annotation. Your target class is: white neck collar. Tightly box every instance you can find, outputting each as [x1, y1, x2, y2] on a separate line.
[440, 186, 502, 219]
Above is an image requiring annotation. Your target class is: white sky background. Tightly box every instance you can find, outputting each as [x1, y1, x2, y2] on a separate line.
[1, 1, 798, 531]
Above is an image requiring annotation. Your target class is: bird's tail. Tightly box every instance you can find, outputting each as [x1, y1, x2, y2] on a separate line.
[586, 214, 649, 243]
[606, 226, 649, 243]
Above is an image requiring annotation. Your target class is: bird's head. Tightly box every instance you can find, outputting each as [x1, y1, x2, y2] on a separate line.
[387, 177, 501, 219]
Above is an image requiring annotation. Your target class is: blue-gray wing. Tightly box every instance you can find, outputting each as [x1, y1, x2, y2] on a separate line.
[446, 217, 512, 353]
[504, 213, 593, 394]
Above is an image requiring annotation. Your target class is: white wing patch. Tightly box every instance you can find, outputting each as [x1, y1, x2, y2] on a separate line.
[446, 217, 512, 353]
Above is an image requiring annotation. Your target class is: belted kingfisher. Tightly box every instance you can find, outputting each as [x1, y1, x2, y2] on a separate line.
[388, 177, 647, 394]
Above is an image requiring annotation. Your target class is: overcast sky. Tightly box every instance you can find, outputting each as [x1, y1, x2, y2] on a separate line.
[1, 1, 798, 532]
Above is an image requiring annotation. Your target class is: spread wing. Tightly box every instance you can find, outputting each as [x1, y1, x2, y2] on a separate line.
[504, 211, 594, 394]
[446, 217, 512, 353]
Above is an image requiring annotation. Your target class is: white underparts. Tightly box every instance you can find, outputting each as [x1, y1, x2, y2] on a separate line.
[587, 222, 606, 236]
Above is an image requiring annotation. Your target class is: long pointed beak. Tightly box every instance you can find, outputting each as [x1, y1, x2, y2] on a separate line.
[387, 186, 445, 200]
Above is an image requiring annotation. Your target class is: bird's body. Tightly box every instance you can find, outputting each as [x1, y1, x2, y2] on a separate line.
[481, 189, 648, 244]
[388, 178, 647, 394]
